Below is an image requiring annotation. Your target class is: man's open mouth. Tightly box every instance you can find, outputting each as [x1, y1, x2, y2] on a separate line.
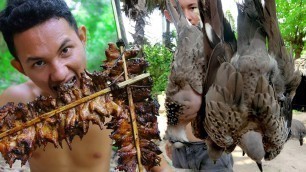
[64, 76, 77, 88]
[52, 76, 77, 92]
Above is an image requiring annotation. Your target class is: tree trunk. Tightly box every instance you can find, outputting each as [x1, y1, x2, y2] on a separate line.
[114, 0, 128, 45]
[132, 10, 146, 46]
[292, 30, 305, 59]
[163, 20, 171, 48]
[131, 0, 147, 46]
[294, 44, 303, 59]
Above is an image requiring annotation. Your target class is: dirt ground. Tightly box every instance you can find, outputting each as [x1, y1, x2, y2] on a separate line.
[232, 111, 306, 172]
[157, 94, 306, 172]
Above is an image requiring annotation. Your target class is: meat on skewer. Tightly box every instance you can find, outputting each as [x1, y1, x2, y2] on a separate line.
[0, 43, 162, 172]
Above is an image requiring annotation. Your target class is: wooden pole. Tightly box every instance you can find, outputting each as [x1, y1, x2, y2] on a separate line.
[120, 46, 144, 172]
[111, 0, 143, 169]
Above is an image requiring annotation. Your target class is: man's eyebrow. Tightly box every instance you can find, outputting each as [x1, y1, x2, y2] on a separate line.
[26, 38, 72, 63]
[26, 56, 43, 63]
[188, 3, 197, 7]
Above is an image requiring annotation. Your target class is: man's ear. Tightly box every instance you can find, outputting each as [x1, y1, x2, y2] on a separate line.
[11, 59, 26, 76]
[78, 25, 87, 45]
[164, 10, 172, 23]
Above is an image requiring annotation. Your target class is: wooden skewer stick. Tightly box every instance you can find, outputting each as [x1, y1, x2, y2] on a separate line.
[120, 46, 143, 172]
[112, 0, 142, 169]
[0, 73, 150, 139]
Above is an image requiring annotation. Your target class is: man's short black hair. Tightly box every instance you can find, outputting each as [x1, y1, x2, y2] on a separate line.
[0, 0, 78, 59]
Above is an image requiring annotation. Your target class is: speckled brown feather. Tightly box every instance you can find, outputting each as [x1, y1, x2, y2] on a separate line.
[205, 63, 247, 149]
[192, 0, 237, 140]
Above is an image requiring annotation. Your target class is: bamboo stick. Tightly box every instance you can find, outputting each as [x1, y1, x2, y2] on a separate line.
[112, 0, 143, 169]
[0, 73, 150, 139]
[120, 46, 143, 172]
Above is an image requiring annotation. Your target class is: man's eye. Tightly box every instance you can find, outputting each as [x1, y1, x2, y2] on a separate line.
[61, 47, 72, 57]
[62, 47, 70, 54]
[33, 60, 45, 67]
[191, 6, 197, 10]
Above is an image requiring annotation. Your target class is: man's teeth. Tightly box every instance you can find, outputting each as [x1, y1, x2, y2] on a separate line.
[52, 77, 77, 91]
[64, 77, 76, 87]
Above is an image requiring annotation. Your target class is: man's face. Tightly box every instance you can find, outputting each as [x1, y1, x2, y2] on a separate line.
[13, 18, 87, 97]
[175, 0, 200, 26]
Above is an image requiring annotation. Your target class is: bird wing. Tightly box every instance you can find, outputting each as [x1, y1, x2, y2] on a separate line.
[205, 62, 247, 149]
[192, 0, 237, 140]
[260, 0, 302, 160]
[262, 1, 302, 137]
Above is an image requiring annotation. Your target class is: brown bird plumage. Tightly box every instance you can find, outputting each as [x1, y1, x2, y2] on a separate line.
[192, 0, 237, 141]
[183, 0, 239, 161]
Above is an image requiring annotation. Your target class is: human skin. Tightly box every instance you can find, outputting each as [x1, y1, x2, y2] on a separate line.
[0, 18, 113, 172]
[164, 0, 200, 26]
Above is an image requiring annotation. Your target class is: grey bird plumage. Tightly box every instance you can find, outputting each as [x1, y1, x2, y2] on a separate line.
[290, 119, 306, 146]
[203, 0, 301, 171]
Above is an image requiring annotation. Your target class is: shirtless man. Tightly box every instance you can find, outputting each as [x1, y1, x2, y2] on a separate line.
[164, 0, 234, 171]
[0, 0, 112, 171]
[0, 0, 175, 171]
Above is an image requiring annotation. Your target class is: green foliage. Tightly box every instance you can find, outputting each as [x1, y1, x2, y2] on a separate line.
[120, 0, 165, 15]
[225, 10, 236, 32]
[276, 0, 306, 58]
[70, 0, 117, 71]
[0, 39, 27, 92]
[144, 44, 173, 96]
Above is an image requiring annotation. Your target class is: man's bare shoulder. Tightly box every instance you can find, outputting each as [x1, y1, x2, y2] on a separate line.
[0, 80, 40, 106]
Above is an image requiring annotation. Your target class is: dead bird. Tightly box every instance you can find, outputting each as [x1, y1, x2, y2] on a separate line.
[290, 119, 306, 145]
[164, 0, 205, 146]
[203, 0, 301, 172]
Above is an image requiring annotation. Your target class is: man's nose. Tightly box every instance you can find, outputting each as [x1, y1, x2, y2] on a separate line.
[185, 11, 192, 22]
[50, 61, 68, 83]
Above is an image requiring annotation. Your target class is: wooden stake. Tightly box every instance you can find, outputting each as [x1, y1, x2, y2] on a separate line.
[120, 46, 144, 172]
[0, 73, 150, 139]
